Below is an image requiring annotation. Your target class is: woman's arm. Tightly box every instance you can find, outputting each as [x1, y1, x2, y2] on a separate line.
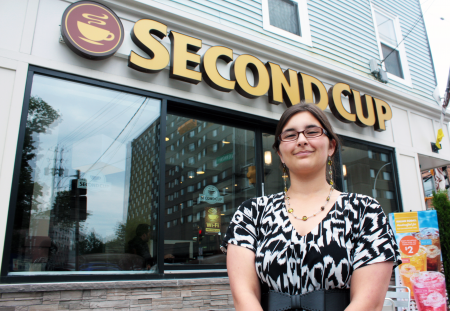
[227, 244, 263, 311]
[346, 261, 393, 311]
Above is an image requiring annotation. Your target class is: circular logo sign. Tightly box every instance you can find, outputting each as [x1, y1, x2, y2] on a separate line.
[61, 1, 124, 60]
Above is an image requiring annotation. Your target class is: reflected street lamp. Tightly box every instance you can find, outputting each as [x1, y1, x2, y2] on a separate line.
[373, 162, 391, 199]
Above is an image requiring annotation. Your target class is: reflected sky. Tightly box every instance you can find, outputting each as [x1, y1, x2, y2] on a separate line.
[30, 75, 161, 238]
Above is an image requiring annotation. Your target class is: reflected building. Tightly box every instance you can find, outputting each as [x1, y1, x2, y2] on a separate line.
[163, 115, 256, 264]
[124, 119, 160, 243]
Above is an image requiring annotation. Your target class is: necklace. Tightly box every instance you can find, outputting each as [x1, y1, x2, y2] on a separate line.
[285, 185, 334, 221]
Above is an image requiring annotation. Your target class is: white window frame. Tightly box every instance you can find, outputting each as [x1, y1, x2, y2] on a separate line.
[370, 4, 412, 86]
[262, 0, 312, 46]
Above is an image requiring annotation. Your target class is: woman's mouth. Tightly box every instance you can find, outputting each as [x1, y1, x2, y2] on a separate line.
[294, 150, 313, 156]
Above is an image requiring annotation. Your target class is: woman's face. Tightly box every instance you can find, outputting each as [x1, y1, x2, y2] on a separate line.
[277, 111, 335, 176]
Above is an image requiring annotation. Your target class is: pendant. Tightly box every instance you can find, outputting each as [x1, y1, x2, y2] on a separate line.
[302, 216, 308, 221]
[288, 208, 293, 213]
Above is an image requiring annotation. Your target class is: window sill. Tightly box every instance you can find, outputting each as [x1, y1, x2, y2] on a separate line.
[0, 276, 230, 293]
[263, 25, 312, 46]
[386, 72, 413, 88]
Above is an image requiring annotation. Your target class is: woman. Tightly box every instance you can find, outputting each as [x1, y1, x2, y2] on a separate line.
[221, 103, 401, 311]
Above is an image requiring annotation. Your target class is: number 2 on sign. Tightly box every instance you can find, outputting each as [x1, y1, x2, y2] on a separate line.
[399, 236, 420, 256]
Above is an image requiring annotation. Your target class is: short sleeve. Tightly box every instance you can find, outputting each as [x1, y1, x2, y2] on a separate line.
[352, 197, 402, 270]
[220, 198, 260, 253]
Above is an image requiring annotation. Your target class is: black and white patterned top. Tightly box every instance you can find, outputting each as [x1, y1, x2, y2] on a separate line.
[221, 192, 402, 295]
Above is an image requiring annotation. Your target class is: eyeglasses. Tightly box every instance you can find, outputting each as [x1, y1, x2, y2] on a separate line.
[279, 127, 328, 142]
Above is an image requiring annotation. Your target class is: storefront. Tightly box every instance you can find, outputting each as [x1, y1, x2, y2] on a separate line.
[0, 0, 448, 308]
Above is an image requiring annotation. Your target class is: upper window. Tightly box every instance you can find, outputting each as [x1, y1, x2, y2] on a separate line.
[262, 0, 312, 45]
[372, 6, 412, 85]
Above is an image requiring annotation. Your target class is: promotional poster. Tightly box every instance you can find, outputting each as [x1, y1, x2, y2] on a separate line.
[389, 211, 447, 311]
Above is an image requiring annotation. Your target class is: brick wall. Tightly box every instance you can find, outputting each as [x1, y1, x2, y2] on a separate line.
[0, 278, 234, 311]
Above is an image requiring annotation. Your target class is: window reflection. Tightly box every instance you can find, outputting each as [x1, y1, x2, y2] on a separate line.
[341, 138, 398, 214]
[9, 75, 161, 274]
[164, 115, 256, 265]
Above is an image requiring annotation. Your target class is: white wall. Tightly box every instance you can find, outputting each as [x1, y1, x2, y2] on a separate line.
[396, 153, 426, 212]
[0, 58, 28, 274]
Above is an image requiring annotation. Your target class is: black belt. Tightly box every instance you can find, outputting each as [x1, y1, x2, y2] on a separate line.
[261, 289, 351, 311]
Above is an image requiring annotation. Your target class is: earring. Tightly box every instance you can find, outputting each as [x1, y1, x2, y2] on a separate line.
[282, 164, 289, 193]
[328, 156, 333, 185]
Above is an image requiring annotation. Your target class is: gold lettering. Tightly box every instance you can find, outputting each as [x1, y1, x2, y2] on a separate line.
[201, 46, 235, 92]
[265, 62, 300, 106]
[373, 98, 392, 131]
[231, 54, 270, 99]
[328, 83, 356, 123]
[349, 91, 376, 127]
[298, 73, 328, 110]
[128, 19, 170, 73]
[169, 31, 202, 84]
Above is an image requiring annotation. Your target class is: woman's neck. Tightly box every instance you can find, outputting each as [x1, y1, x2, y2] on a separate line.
[287, 168, 331, 198]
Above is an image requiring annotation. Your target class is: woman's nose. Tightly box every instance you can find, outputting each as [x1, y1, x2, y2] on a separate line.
[296, 132, 308, 145]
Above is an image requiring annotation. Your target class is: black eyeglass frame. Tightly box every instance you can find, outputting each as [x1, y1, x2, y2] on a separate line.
[278, 127, 329, 142]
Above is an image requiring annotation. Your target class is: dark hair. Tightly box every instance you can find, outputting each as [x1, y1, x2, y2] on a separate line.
[136, 224, 151, 237]
[272, 103, 340, 183]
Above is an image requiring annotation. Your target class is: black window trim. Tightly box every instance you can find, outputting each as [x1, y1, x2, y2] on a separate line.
[0, 65, 277, 284]
[1, 66, 402, 284]
[339, 135, 403, 214]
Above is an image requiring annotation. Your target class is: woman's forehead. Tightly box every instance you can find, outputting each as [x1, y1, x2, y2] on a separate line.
[283, 111, 321, 129]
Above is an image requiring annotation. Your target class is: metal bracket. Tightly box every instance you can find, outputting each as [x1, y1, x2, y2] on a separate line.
[431, 142, 441, 153]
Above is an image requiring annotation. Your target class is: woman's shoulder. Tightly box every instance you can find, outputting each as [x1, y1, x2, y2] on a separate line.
[338, 192, 383, 212]
[239, 192, 284, 206]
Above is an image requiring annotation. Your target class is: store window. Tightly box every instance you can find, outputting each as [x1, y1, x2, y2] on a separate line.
[341, 138, 400, 214]
[372, 7, 412, 85]
[8, 74, 161, 274]
[164, 115, 256, 266]
[262, 0, 312, 45]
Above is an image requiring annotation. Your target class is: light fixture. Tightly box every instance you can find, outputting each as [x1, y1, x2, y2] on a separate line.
[165, 137, 169, 141]
[264, 151, 272, 165]
[196, 171, 204, 174]
[222, 140, 230, 144]
[221, 214, 225, 216]
[235, 184, 238, 186]
[343, 165, 347, 177]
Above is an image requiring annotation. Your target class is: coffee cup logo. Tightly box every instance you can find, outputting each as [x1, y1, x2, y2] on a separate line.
[61, 1, 124, 60]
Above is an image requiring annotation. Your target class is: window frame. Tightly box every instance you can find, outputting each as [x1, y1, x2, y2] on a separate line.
[339, 135, 403, 214]
[370, 4, 412, 86]
[261, 0, 312, 46]
[1, 66, 277, 283]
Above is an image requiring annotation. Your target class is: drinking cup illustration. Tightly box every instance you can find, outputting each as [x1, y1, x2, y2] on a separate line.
[400, 263, 418, 297]
[77, 21, 114, 45]
[418, 228, 441, 250]
[424, 244, 441, 272]
[400, 246, 427, 298]
[411, 271, 447, 311]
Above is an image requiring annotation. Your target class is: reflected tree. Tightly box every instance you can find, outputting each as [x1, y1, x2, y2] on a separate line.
[14, 96, 60, 230]
[77, 231, 104, 255]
